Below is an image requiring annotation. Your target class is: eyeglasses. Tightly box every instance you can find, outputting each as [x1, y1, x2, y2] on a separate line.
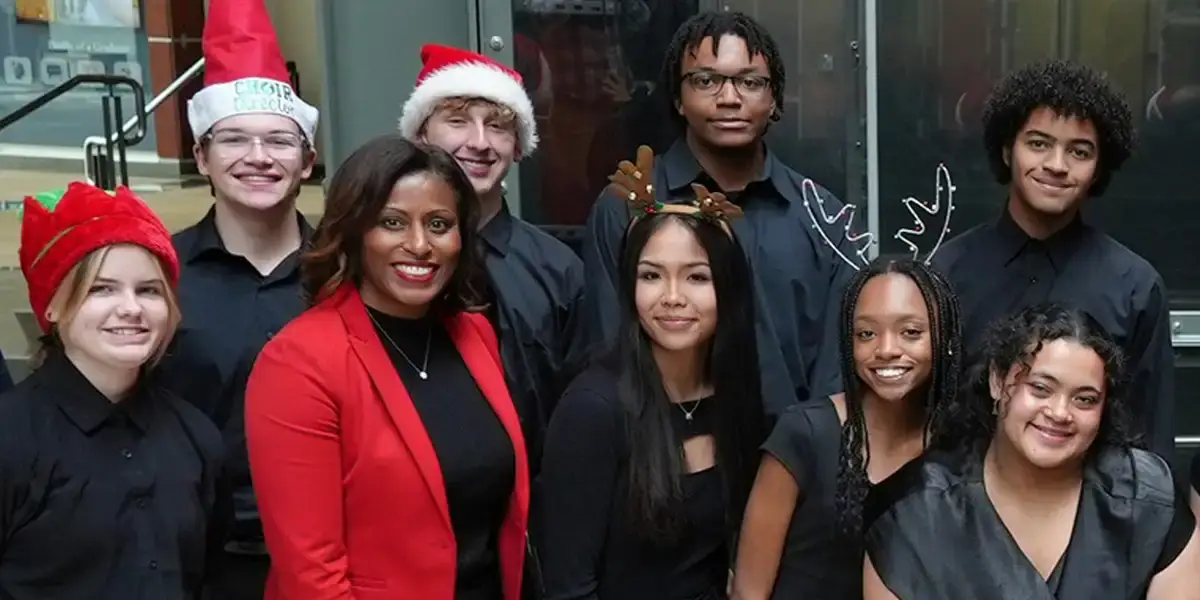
[681, 71, 771, 97]
[205, 131, 306, 159]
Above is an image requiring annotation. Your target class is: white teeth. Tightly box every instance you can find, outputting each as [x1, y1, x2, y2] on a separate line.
[396, 265, 433, 276]
[106, 328, 146, 336]
[873, 367, 910, 379]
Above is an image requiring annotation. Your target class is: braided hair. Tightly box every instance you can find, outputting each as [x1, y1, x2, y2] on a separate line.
[660, 10, 786, 129]
[833, 257, 963, 538]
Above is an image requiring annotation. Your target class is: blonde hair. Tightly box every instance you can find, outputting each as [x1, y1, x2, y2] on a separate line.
[426, 96, 518, 132]
[31, 245, 181, 370]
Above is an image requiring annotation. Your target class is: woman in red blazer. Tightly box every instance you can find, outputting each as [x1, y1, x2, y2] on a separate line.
[245, 135, 528, 600]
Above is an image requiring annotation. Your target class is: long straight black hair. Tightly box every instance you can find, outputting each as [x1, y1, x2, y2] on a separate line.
[833, 257, 963, 538]
[608, 212, 766, 544]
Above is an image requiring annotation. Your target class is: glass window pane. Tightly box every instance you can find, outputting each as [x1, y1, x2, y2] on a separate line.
[0, 0, 155, 148]
[875, 0, 1200, 307]
[511, 0, 863, 227]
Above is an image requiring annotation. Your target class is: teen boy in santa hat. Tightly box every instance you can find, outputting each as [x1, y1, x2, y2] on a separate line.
[400, 44, 586, 475]
[156, 0, 319, 597]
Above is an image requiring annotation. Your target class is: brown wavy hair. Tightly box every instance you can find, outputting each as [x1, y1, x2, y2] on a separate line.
[301, 134, 486, 312]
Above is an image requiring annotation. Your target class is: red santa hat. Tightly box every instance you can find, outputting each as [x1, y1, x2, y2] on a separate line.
[399, 44, 538, 156]
[20, 183, 179, 334]
[186, 0, 319, 142]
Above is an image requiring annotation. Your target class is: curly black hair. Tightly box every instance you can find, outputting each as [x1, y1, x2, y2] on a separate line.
[660, 10, 785, 128]
[929, 303, 1140, 458]
[981, 59, 1135, 196]
[833, 257, 962, 538]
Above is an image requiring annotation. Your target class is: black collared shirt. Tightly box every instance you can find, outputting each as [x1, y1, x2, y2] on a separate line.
[580, 139, 854, 417]
[158, 207, 311, 547]
[932, 208, 1175, 456]
[0, 352, 225, 600]
[479, 202, 587, 471]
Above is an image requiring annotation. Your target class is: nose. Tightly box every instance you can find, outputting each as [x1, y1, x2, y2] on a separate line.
[715, 79, 743, 108]
[873, 332, 903, 359]
[401, 226, 432, 259]
[1043, 394, 1072, 422]
[116, 290, 143, 317]
[464, 122, 491, 151]
[244, 138, 274, 165]
[1043, 147, 1068, 174]
[660, 278, 686, 307]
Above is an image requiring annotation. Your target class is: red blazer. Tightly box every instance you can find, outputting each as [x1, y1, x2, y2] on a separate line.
[245, 285, 529, 600]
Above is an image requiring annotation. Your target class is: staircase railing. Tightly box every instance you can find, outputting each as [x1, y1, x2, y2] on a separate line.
[0, 76, 146, 189]
[83, 57, 207, 188]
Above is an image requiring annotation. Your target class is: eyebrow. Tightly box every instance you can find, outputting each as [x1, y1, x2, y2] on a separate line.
[1024, 129, 1096, 147]
[1028, 370, 1102, 395]
[689, 66, 765, 76]
[94, 276, 164, 286]
[855, 313, 928, 323]
[638, 260, 710, 269]
[211, 127, 299, 136]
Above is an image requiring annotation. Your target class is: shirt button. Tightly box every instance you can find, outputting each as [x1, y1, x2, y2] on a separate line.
[148, 560, 158, 570]
[1029, 277, 1038, 284]
[137, 499, 147, 508]
[122, 449, 133, 459]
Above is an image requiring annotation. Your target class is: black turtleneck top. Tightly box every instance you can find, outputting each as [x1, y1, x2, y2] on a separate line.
[367, 308, 516, 600]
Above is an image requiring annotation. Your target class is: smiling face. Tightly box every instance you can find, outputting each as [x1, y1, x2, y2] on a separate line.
[194, 113, 315, 211]
[852, 273, 934, 404]
[990, 338, 1106, 470]
[635, 218, 718, 354]
[420, 98, 519, 201]
[1005, 106, 1099, 223]
[359, 171, 463, 318]
[50, 244, 177, 371]
[677, 34, 776, 149]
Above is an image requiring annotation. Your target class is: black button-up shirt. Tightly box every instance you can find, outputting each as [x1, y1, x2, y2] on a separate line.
[480, 202, 587, 470]
[0, 352, 225, 600]
[932, 209, 1175, 456]
[581, 139, 854, 416]
[159, 208, 311, 548]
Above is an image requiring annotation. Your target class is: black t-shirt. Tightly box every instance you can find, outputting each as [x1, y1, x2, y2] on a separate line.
[760, 398, 865, 600]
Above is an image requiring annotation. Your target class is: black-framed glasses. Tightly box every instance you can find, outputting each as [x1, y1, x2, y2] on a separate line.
[681, 71, 771, 97]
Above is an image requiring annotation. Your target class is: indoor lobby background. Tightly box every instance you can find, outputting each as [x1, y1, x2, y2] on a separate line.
[2, 0, 1200, 457]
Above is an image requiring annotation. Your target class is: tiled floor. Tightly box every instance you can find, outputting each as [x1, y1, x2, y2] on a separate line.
[0, 171, 325, 357]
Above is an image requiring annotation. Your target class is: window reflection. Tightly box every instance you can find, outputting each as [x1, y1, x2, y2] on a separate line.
[876, 0, 1199, 306]
[511, 0, 860, 227]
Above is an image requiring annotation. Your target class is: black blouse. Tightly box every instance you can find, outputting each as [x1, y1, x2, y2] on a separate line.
[865, 446, 1194, 599]
[0, 352, 225, 600]
[759, 398, 865, 599]
[535, 366, 729, 600]
[368, 308, 516, 600]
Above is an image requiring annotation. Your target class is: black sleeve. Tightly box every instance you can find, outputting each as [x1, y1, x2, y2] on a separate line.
[1190, 450, 1200, 495]
[0, 349, 13, 393]
[1153, 477, 1197, 574]
[761, 405, 817, 491]
[579, 191, 630, 352]
[534, 379, 622, 600]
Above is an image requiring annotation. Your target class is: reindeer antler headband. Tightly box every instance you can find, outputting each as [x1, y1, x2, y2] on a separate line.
[606, 145, 744, 233]
[802, 163, 956, 271]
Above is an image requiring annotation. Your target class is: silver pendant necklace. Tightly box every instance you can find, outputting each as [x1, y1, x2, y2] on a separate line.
[368, 311, 432, 380]
[679, 399, 704, 422]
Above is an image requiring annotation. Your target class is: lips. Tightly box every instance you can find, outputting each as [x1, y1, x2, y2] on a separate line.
[457, 157, 495, 176]
[103, 326, 149, 336]
[1031, 176, 1071, 191]
[710, 119, 750, 130]
[654, 316, 697, 331]
[1030, 423, 1073, 443]
[234, 173, 283, 188]
[869, 366, 912, 381]
[393, 262, 438, 284]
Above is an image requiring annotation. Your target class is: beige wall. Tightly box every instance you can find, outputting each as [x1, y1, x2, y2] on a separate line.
[202, 0, 329, 163]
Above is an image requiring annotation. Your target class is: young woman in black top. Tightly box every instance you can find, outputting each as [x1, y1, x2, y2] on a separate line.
[865, 304, 1200, 599]
[0, 183, 224, 599]
[535, 148, 767, 600]
[731, 257, 962, 600]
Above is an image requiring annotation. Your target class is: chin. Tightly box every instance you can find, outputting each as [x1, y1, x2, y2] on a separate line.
[97, 347, 155, 369]
[703, 130, 759, 149]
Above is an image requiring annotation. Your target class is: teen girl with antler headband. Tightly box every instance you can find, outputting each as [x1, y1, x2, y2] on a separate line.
[535, 146, 767, 599]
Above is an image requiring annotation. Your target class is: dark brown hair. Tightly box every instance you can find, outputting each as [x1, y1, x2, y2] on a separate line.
[301, 134, 485, 312]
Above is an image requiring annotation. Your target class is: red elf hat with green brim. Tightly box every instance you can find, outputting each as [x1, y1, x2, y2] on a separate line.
[19, 183, 179, 334]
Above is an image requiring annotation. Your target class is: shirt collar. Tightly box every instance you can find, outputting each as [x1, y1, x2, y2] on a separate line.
[42, 352, 153, 433]
[995, 207, 1087, 269]
[660, 137, 796, 203]
[183, 206, 315, 264]
[479, 200, 515, 257]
